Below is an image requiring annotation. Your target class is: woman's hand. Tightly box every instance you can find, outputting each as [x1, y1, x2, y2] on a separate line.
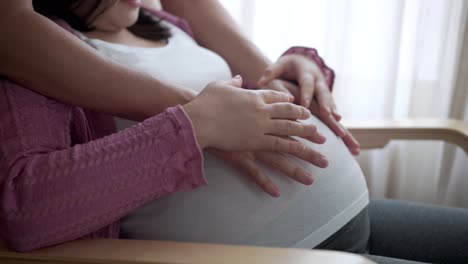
[183, 76, 328, 161]
[258, 54, 336, 113]
[257, 55, 360, 155]
[210, 149, 321, 198]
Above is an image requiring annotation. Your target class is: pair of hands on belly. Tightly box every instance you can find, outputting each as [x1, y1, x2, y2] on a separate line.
[210, 55, 360, 197]
[259, 54, 360, 155]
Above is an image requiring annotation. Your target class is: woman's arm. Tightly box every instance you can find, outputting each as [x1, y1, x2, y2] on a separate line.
[1, 75, 325, 251]
[0, 79, 205, 252]
[0, 0, 195, 121]
[161, 0, 360, 154]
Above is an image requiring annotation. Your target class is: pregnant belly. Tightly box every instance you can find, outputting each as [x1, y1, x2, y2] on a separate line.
[120, 115, 369, 248]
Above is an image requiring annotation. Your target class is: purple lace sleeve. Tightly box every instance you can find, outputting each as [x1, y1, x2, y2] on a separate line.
[0, 79, 206, 252]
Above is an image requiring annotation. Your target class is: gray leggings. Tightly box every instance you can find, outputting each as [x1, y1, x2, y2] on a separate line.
[315, 199, 468, 264]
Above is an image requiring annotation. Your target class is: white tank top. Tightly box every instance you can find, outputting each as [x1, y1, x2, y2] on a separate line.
[86, 21, 369, 248]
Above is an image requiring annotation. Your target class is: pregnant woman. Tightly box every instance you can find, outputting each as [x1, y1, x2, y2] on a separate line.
[1, 1, 467, 264]
[79, 4, 367, 247]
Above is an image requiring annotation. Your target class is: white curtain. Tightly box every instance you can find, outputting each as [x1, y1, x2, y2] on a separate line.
[220, 0, 468, 208]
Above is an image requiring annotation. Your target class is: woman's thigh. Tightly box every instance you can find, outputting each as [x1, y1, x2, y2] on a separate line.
[368, 199, 468, 264]
[316, 199, 468, 264]
[314, 205, 370, 253]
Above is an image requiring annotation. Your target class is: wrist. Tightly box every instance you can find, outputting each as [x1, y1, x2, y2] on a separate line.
[182, 101, 209, 149]
[137, 85, 197, 121]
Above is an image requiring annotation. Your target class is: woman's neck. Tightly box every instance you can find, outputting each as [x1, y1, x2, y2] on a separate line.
[84, 28, 133, 44]
[83, 28, 167, 48]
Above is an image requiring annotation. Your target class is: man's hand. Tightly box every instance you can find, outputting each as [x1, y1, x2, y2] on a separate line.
[209, 149, 319, 197]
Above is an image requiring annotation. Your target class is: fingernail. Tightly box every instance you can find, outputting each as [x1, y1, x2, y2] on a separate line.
[319, 155, 328, 167]
[333, 110, 342, 119]
[234, 75, 241, 79]
[353, 148, 360, 156]
[340, 128, 347, 136]
[266, 182, 280, 197]
[335, 121, 346, 136]
[318, 135, 326, 143]
[304, 174, 314, 185]
[304, 98, 311, 108]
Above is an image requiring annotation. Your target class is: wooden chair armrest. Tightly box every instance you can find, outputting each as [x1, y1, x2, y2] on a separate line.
[342, 119, 468, 153]
[0, 239, 374, 264]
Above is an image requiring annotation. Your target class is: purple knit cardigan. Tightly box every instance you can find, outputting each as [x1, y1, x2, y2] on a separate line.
[0, 9, 334, 252]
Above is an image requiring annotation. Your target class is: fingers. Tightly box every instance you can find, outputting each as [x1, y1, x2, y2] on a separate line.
[313, 98, 346, 138]
[281, 80, 301, 102]
[316, 79, 342, 122]
[258, 89, 294, 104]
[265, 79, 292, 95]
[263, 80, 301, 103]
[267, 120, 326, 144]
[209, 150, 280, 197]
[218, 75, 243, 88]
[234, 153, 281, 197]
[340, 128, 361, 156]
[260, 136, 328, 168]
[332, 110, 342, 121]
[258, 63, 286, 86]
[267, 103, 310, 120]
[255, 152, 314, 185]
[315, 79, 334, 117]
[298, 73, 316, 108]
[322, 113, 347, 137]
[310, 102, 360, 155]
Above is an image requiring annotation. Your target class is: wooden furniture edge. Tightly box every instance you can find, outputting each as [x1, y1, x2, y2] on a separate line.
[343, 118, 468, 153]
[0, 239, 375, 264]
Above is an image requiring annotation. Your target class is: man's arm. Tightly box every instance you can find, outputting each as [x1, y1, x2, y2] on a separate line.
[0, 0, 195, 121]
[160, 0, 271, 85]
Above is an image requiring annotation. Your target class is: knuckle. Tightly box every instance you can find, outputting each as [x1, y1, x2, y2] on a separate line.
[288, 141, 299, 153]
[293, 167, 303, 179]
[268, 153, 283, 167]
[273, 153, 283, 164]
[252, 98, 266, 113]
[302, 75, 314, 83]
[320, 108, 330, 118]
[294, 142, 307, 155]
[274, 137, 283, 149]
[265, 69, 274, 76]
[316, 82, 326, 92]
[209, 80, 222, 87]
[261, 180, 272, 189]
[309, 124, 317, 132]
[286, 121, 293, 134]
[248, 166, 262, 178]
[300, 107, 309, 117]
[271, 91, 285, 100]
[299, 124, 308, 136]
[286, 103, 295, 113]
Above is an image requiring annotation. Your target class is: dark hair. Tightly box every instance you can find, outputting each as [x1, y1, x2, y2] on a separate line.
[32, 0, 171, 41]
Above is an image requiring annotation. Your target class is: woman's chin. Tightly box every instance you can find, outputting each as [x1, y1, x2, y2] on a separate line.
[121, 0, 142, 8]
